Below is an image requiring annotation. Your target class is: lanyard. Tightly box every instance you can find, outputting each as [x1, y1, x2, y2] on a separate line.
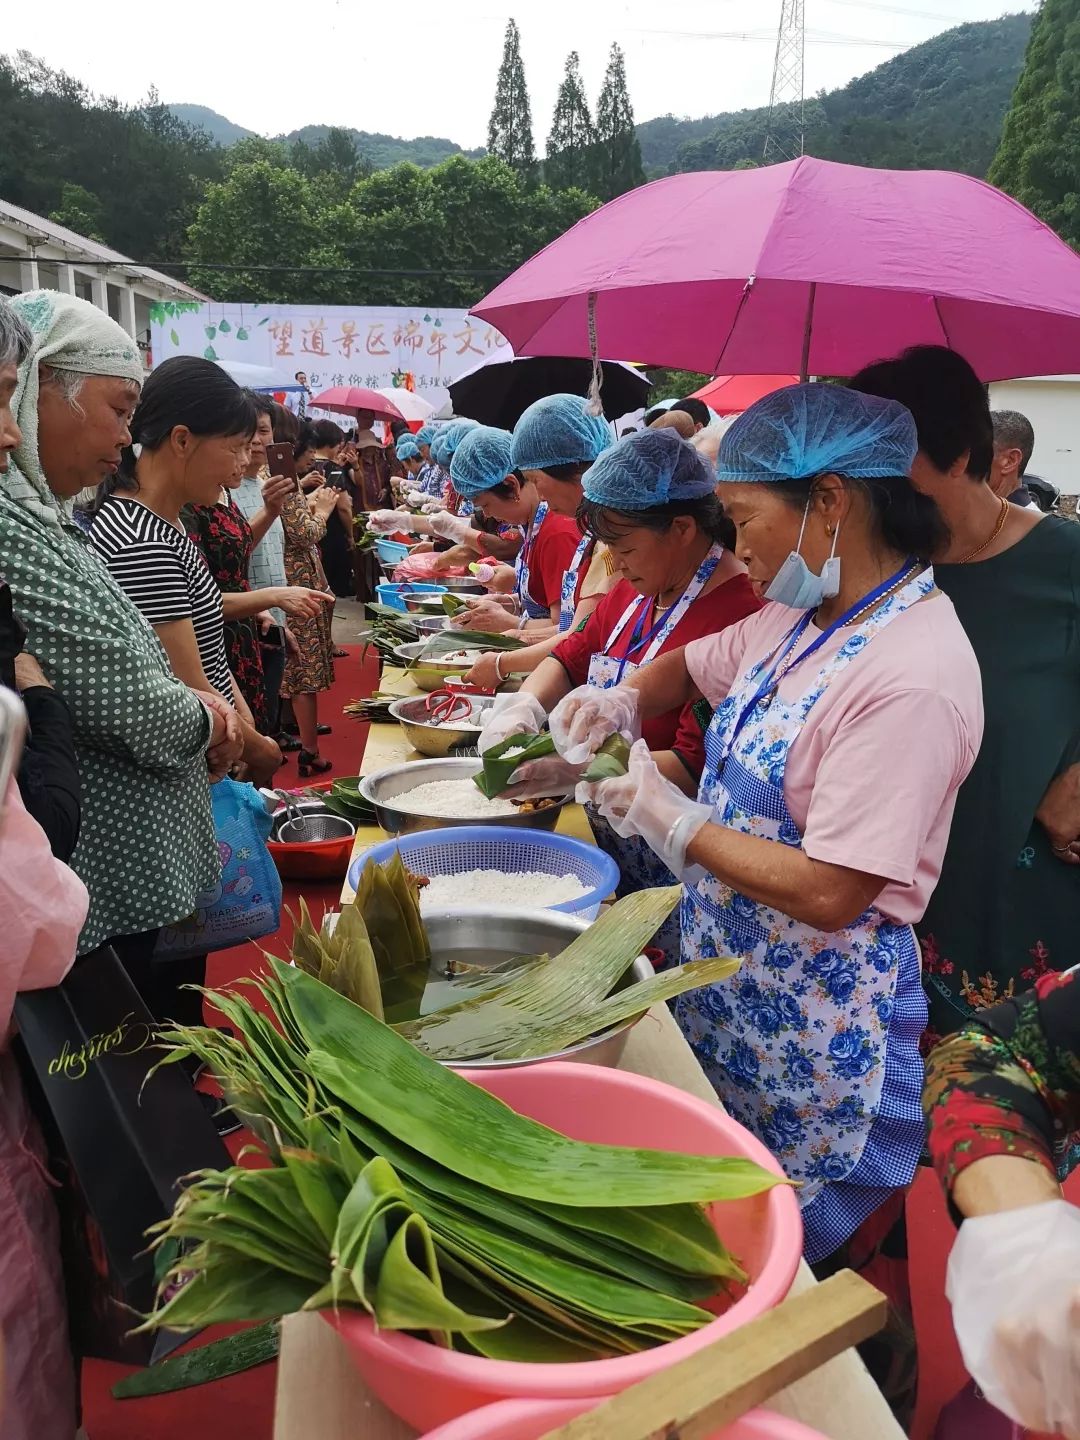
[515, 500, 549, 607]
[607, 544, 724, 685]
[728, 558, 917, 751]
[560, 532, 592, 632]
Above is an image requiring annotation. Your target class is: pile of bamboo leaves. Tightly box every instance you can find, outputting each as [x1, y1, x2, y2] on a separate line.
[312, 776, 376, 825]
[361, 603, 419, 664]
[144, 956, 782, 1354]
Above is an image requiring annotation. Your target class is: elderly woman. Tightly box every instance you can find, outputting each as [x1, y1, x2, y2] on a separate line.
[851, 347, 1080, 1064]
[554, 385, 984, 1270]
[0, 292, 239, 1021]
[924, 967, 1080, 1437]
[478, 429, 759, 965]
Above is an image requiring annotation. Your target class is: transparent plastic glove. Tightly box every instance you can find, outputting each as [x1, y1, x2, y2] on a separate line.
[404, 489, 426, 506]
[367, 509, 408, 535]
[576, 740, 712, 878]
[420, 499, 444, 514]
[431, 511, 475, 545]
[549, 683, 641, 766]
[947, 1199, 1080, 1437]
[477, 692, 548, 755]
[501, 755, 585, 802]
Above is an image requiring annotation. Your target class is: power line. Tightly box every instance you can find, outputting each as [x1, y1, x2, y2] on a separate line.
[37, 260, 511, 277]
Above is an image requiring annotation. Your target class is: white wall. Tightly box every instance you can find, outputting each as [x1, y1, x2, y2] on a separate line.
[988, 377, 1080, 494]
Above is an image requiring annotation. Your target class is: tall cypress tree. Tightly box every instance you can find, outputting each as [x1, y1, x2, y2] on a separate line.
[592, 43, 646, 201]
[487, 19, 536, 177]
[545, 51, 595, 192]
[989, 0, 1080, 247]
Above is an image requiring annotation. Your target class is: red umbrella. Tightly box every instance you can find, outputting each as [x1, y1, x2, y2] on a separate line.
[309, 386, 405, 421]
[691, 374, 799, 415]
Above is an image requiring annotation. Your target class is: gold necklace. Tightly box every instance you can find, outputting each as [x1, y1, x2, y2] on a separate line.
[956, 497, 1008, 564]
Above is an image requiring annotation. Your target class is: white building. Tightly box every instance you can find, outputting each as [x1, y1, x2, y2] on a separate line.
[988, 375, 1080, 495]
[0, 197, 206, 363]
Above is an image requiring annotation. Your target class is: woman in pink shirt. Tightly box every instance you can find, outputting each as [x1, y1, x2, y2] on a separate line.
[558, 384, 984, 1271]
[0, 781, 88, 1439]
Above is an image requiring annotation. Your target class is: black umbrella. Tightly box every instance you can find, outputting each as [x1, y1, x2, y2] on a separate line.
[448, 355, 651, 428]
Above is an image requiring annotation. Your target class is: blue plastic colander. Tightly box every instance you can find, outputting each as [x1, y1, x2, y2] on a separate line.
[349, 827, 620, 921]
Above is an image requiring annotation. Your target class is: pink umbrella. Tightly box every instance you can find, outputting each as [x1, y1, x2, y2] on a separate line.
[692, 373, 800, 414]
[310, 385, 405, 421]
[472, 158, 1080, 382]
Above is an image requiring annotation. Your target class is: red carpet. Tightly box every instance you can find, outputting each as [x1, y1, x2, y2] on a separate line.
[79, 643, 1062, 1439]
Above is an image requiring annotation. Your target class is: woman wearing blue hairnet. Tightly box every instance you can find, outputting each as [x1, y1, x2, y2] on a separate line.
[463, 396, 620, 690]
[477, 429, 760, 964]
[553, 384, 984, 1280]
[447, 425, 584, 636]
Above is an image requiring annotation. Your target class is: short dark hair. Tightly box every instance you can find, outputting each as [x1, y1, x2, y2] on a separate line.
[850, 346, 993, 482]
[769, 474, 949, 562]
[642, 406, 668, 427]
[577, 492, 735, 551]
[272, 402, 299, 444]
[311, 418, 345, 448]
[294, 420, 318, 459]
[991, 409, 1035, 477]
[244, 389, 277, 420]
[671, 397, 710, 429]
[294, 370, 306, 381]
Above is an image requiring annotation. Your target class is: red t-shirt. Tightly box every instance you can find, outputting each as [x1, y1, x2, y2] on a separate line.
[524, 511, 583, 613]
[552, 572, 762, 775]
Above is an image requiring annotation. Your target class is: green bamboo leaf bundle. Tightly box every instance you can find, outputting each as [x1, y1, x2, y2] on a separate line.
[145, 965, 785, 1358]
[474, 731, 632, 800]
[418, 629, 526, 657]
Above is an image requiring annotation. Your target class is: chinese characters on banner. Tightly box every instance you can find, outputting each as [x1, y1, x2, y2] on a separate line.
[148, 303, 512, 409]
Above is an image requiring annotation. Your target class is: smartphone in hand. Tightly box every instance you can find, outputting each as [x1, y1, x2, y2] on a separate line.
[265, 442, 298, 484]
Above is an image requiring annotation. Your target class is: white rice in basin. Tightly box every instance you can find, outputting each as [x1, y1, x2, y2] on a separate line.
[389, 777, 519, 817]
[419, 869, 590, 910]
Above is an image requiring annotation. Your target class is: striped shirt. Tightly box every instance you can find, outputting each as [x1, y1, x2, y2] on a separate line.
[91, 495, 235, 703]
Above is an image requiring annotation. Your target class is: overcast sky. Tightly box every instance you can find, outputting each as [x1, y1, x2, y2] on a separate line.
[5, 0, 1029, 149]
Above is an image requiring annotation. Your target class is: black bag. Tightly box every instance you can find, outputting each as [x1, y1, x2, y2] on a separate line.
[15, 944, 230, 1365]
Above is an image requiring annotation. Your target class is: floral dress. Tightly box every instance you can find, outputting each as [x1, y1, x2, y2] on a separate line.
[924, 967, 1080, 1207]
[187, 495, 266, 731]
[281, 493, 335, 698]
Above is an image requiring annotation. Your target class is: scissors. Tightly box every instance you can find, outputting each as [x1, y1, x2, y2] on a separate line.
[424, 683, 495, 725]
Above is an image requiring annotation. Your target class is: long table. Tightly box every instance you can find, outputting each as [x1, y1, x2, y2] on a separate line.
[273, 668, 904, 1440]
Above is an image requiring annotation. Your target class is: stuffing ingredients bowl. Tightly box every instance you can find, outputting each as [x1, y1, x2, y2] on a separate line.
[358, 757, 568, 835]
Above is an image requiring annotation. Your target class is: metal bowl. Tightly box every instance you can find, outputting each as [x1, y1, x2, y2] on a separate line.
[440, 577, 486, 595]
[402, 593, 448, 615]
[411, 614, 451, 634]
[424, 907, 652, 1069]
[394, 640, 479, 693]
[387, 695, 494, 757]
[325, 904, 652, 1069]
[276, 812, 356, 844]
[358, 756, 568, 835]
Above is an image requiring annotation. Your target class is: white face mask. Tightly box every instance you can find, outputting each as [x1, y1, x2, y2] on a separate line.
[764, 496, 841, 609]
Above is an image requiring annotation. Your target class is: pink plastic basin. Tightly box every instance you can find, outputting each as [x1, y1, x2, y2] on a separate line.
[328, 1061, 802, 1432]
[420, 1398, 825, 1440]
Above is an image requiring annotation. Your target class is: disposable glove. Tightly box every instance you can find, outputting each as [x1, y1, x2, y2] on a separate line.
[501, 754, 586, 802]
[477, 692, 548, 755]
[367, 509, 409, 535]
[947, 1198, 1080, 1439]
[549, 684, 641, 766]
[576, 739, 712, 878]
[430, 511, 476, 544]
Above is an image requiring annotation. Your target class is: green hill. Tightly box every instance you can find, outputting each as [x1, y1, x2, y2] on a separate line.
[647, 13, 1033, 179]
[167, 103, 254, 147]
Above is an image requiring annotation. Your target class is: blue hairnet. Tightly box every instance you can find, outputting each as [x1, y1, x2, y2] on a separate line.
[716, 383, 918, 483]
[510, 394, 612, 472]
[450, 426, 513, 498]
[414, 423, 436, 447]
[430, 429, 453, 466]
[396, 437, 419, 461]
[583, 429, 716, 509]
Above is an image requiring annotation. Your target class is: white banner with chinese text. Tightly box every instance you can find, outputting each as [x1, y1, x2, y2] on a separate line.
[148, 301, 511, 411]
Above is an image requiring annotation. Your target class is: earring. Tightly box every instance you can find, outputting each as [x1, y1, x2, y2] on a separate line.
[825, 524, 836, 536]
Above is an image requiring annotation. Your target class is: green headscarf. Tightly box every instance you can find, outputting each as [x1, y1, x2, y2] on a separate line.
[5, 291, 145, 528]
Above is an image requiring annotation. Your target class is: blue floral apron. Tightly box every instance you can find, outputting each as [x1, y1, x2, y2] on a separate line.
[585, 545, 725, 968]
[515, 501, 553, 621]
[675, 569, 934, 1263]
[559, 534, 593, 633]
